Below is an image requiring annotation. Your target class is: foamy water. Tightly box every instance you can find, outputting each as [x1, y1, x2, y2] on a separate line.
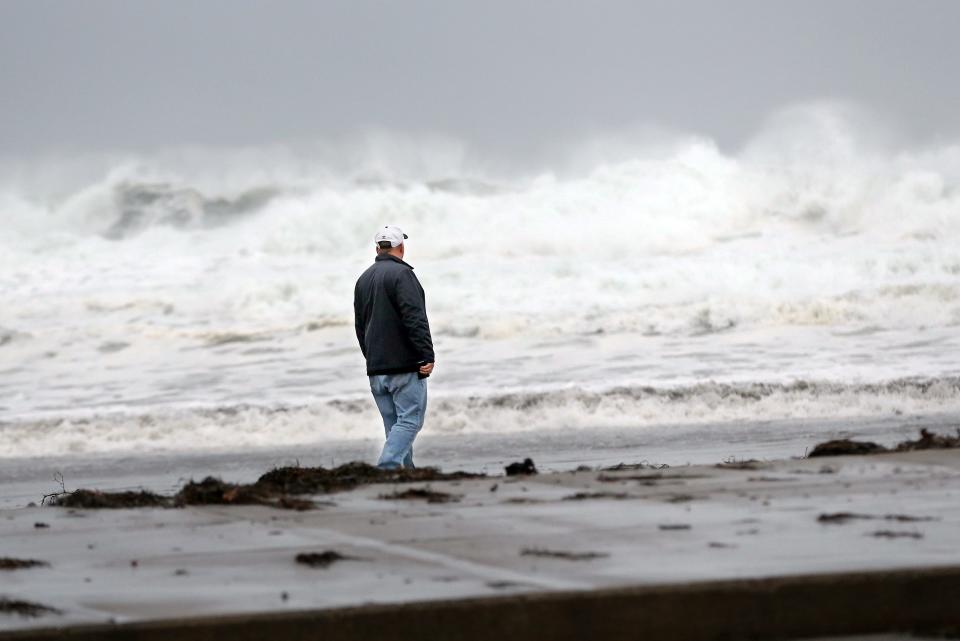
[1, 104, 959, 458]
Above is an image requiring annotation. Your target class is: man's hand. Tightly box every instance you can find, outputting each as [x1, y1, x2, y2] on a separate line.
[419, 362, 435, 376]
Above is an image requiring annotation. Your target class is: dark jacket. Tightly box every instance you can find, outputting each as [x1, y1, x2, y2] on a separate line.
[354, 254, 435, 376]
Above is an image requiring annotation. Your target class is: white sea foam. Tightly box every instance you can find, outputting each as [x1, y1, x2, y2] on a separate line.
[1, 103, 959, 457]
[2, 378, 958, 459]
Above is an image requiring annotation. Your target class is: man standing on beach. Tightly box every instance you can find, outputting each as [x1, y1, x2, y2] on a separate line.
[354, 225, 435, 469]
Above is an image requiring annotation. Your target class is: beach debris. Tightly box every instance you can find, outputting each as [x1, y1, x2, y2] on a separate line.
[505, 458, 538, 476]
[489, 483, 499, 492]
[893, 428, 960, 452]
[602, 461, 670, 471]
[747, 476, 797, 482]
[50, 489, 170, 509]
[808, 429, 960, 458]
[33, 522, 49, 529]
[520, 548, 609, 561]
[664, 493, 696, 503]
[175, 477, 314, 510]
[597, 472, 706, 485]
[0, 598, 61, 618]
[659, 524, 692, 531]
[882, 514, 937, 522]
[869, 530, 924, 539]
[174, 477, 246, 505]
[708, 542, 737, 549]
[502, 497, 545, 505]
[40, 472, 71, 506]
[256, 461, 483, 495]
[562, 491, 631, 501]
[379, 488, 460, 504]
[173, 569, 189, 576]
[818, 512, 869, 524]
[295, 551, 355, 568]
[808, 439, 887, 457]
[44, 461, 482, 511]
[716, 458, 767, 470]
[486, 580, 526, 589]
[0, 558, 49, 571]
[818, 512, 938, 524]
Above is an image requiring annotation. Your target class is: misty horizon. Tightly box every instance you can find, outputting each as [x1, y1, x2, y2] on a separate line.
[2, 0, 960, 158]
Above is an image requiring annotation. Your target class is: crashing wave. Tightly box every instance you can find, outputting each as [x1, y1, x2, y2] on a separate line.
[2, 377, 957, 458]
[103, 182, 278, 239]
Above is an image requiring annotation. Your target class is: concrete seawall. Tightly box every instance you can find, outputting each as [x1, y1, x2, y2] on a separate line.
[5, 566, 960, 641]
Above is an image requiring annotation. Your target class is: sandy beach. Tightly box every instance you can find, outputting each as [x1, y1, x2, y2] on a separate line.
[3, 444, 959, 639]
[5, 3, 960, 639]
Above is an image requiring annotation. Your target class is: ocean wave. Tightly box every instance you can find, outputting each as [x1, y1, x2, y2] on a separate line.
[1, 104, 959, 426]
[102, 182, 278, 239]
[1, 104, 959, 250]
[2, 377, 957, 459]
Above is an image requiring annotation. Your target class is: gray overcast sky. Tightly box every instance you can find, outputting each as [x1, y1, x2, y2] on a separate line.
[1, 0, 959, 155]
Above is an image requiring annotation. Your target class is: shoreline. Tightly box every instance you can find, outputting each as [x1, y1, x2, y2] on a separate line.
[3, 445, 960, 638]
[4, 370, 959, 460]
[3, 411, 955, 509]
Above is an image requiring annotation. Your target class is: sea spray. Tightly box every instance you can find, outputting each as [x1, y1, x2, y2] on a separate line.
[1, 104, 959, 455]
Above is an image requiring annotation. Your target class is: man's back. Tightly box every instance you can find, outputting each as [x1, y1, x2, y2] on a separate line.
[355, 225, 434, 470]
[354, 253, 434, 376]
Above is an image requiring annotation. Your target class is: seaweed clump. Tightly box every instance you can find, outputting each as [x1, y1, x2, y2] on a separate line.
[505, 458, 538, 476]
[520, 548, 608, 561]
[45, 461, 483, 512]
[256, 461, 482, 495]
[808, 428, 960, 458]
[562, 492, 631, 501]
[295, 551, 355, 568]
[174, 477, 313, 511]
[808, 440, 887, 458]
[716, 458, 767, 470]
[379, 488, 460, 503]
[894, 428, 960, 452]
[818, 512, 937, 524]
[869, 530, 924, 539]
[49, 489, 170, 509]
[0, 598, 61, 617]
[0, 558, 50, 571]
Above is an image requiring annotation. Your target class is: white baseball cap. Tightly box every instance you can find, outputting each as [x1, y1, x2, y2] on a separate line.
[374, 225, 408, 247]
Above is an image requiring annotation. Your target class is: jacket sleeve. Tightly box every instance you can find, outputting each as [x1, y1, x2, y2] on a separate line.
[394, 269, 435, 362]
[353, 281, 367, 358]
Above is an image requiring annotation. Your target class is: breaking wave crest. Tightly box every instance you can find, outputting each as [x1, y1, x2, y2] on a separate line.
[2, 103, 960, 339]
[2, 377, 958, 458]
[2, 102, 960, 248]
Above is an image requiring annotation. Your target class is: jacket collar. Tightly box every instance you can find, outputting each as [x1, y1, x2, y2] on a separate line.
[375, 253, 414, 269]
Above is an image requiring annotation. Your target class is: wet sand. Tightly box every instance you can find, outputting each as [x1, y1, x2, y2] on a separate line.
[2, 447, 959, 639]
[2, 411, 955, 509]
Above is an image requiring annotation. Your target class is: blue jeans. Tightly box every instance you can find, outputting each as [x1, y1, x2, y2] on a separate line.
[369, 372, 428, 469]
